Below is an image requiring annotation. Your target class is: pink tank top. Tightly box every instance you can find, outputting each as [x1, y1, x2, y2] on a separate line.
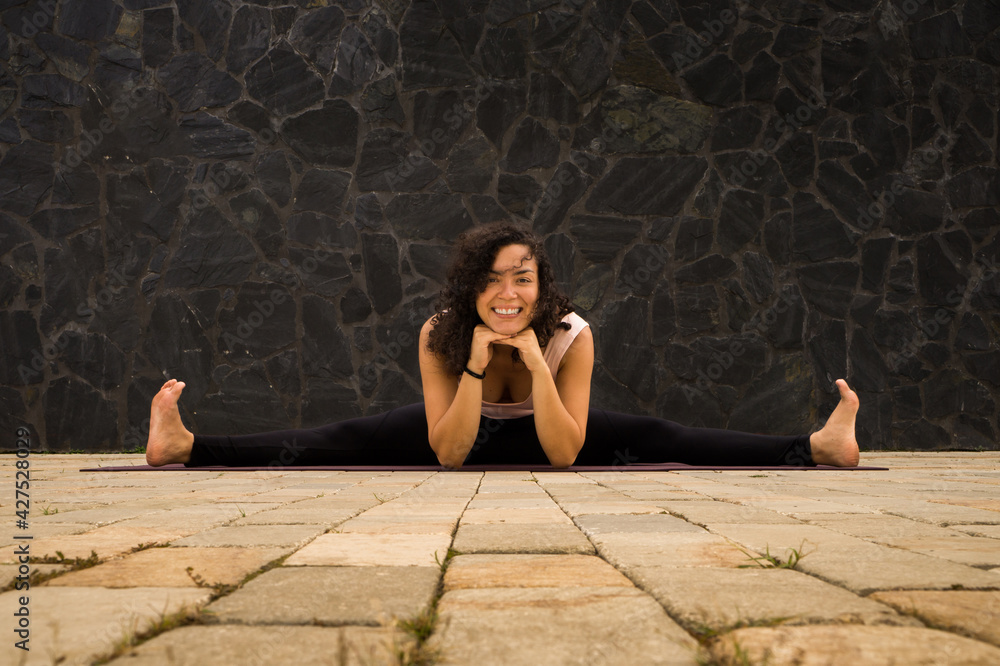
[480, 311, 590, 420]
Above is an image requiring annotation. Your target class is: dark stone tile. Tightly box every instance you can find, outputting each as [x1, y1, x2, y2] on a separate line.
[289, 6, 345, 75]
[446, 136, 495, 193]
[281, 100, 359, 168]
[497, 173, 542, 219]
[796, 261, 860, 318]
[569, 215, 642, 262]
[791, 192, 859, 261]
[502, 118, 559, 173]
[400, 0, 475, 90]
[717, 189, 765, 255]
[246, 41, 325, 115]
[385, 193, 473, 240]
[587, 156, 707, 216]
[683, 53, 742, 106]
[44, 376, 119, 451]
[157, 53, 241, 112]
[598, 297, 656, 401]
[559, 29, 609, 100]
[227, 5, 271, 74]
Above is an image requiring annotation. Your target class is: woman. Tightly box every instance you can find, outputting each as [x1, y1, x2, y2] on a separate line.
[145, 222, 860, 468]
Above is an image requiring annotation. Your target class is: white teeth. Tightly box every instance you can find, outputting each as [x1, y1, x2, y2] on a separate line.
[493, 308, 521, 315]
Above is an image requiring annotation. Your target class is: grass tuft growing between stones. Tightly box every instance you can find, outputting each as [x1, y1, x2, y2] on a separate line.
[737, 540, 812, 570]
[393, 547, 462, 665]
[93, 603, 202, 665]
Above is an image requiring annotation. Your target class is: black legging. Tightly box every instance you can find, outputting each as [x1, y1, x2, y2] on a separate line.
[186, 403, 813, 467]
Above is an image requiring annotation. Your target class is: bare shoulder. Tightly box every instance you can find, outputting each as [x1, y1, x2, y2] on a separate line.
[559, 324, 594, 370]
[418, 315, 448, 369]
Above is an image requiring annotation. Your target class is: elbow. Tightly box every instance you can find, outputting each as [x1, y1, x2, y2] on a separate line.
[548, 449, 580, 469]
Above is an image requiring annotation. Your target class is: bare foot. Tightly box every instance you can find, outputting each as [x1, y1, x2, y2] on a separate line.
[809, 379, 861, 467]
[145, 379, 195, 466]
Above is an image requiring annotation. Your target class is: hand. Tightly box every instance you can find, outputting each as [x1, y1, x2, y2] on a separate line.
[500, 327, 547, 375]
[468, 324, 511, 374]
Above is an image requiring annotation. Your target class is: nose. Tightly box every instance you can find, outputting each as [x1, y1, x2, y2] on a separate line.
[498, 279, 517, 299]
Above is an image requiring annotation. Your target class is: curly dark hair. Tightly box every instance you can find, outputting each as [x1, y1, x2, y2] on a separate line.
[427, 222, 574, 376]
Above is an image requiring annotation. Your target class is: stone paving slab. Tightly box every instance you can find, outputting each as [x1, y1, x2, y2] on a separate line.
[45, 546, 288, 588]
[107, 625, 413, 665]
[204, 565, 440, 626]
[458, 507, 574, 524]
[452, 522, 595, 553]
[657, 500, 803, 525]
[710, 522, 1000, 594]
[0, 586, 210, 665]
[430, 587, 699, 665]
[444, 554, 631, 590]
[630, 566, 918, 633]
[706, 625, 1000, 665]
[869, 590, 1000, 646]
[284, 533, 452, 566]
[16, 525, 187, 561]
[592, 531, 754, 569]
[171, 524, 326, 548]
[574, 512, 708, 534]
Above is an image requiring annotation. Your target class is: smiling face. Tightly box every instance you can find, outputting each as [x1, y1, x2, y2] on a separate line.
[475, 243, 540, 335]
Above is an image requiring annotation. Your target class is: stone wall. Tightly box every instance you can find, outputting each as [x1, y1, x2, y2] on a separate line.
[1, 0, 998, 453]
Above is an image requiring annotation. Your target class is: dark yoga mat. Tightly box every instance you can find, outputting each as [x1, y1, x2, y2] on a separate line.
[81, 463, 888, 472]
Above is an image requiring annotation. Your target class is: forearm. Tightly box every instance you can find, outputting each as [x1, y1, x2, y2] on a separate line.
[530, 367, 585, 468]
[429, 373, 483, 468]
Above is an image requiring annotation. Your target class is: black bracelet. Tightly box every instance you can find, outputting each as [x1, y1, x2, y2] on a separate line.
[464, 366, 485, 379]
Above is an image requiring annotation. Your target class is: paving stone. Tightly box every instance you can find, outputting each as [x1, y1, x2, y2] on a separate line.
[113, 503, 282, 532]
[713, 523, 1000, 594]
[743, 498, 877, 515]
[45, 546, 288, 588]
[452, 523, 595, 554]
[706, 625, 1000, 665]
[574, 513, 707, 534]
[204, 566, 439, 625]
[558, 501, 666, 516]
[430, 587, 699, 665]
[800, 513, 964, 540]
[953, 524, 1000, 538]
[863, 499, 1000, 525]
[284, 533, 451, 566]
[0, 562, 66, 587]
[107, 624, 413, 665]
[593, 531, 752, 569]
[0, 523, 92, 546]
[466, 497, 559, 509]
[171, 524, 325, 548]
[233, 505, 363, 525]
[876, 535, 1000, 568]
[652, 503, 798, 531]
[0, 586, 210, 665]
[21, 525, 188, 560]
[458, 508, 574, 524]
[339, 516, 457, 535]
[444, 554, 632, 590]
[632, 566, 915, 634]
[869, 590, 1000, 647]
